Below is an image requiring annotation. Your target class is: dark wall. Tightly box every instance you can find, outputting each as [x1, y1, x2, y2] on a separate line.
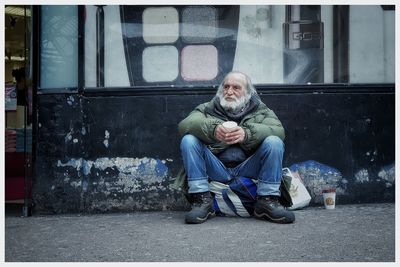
[33, 87, 395, 213]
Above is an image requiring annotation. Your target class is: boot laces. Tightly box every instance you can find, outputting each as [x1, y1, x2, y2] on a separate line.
[192, 193, 211, 207]
[263, 196, 282, 208]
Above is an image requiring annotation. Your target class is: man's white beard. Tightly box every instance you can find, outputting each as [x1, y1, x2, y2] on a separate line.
[220, 95, 247, 113]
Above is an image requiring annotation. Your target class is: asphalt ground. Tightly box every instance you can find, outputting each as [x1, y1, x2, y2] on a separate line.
[4, 203, 397, 263]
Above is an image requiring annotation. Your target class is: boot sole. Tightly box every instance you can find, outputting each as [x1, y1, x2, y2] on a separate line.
[185, 211, 215, 224]
[254, 211, 295, 224]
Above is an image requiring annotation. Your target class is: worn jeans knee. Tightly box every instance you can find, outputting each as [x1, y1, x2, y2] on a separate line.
[180, 134, 203, 152]
[243, 135, 284, 196]
[260, 135, 284, 153]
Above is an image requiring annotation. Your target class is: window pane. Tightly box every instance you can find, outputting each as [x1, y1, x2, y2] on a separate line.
[84, 6, 130, 87]
[349, 6, 395, 83]
[40, 5, 78, 89]
[181, 45, 218, 81]
[143, 7, 179, 44]
[233, 6, 285, 84]
[142, 46, 178, 82]
[182, 6, 218, 43]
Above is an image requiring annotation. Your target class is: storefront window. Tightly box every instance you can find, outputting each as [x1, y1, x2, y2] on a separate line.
[39, 5, 395, 90]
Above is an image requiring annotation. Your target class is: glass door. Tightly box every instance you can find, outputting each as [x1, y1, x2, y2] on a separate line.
[5, 5, 33, 216]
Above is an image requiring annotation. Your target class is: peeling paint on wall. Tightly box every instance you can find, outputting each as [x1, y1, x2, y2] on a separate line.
[53, 157, 172, 212]
[65, 131, 73, 143]
[67, 95, 75, 105]
[82, 161, 93, 176]
[56, 157, 169, 194]
[366, 149, 378, 162]
[57, 158, 83, 170]
[378, 164, 395, 187]
[355, 169, 369, 183]
[70, 181, 82, 188]
[103, 130, 110, 148]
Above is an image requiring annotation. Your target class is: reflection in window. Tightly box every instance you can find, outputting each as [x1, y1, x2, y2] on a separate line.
[182, 6, 218, 43]
[181, 45, 218, 81]
[143, 46, 178, 82]
[349, 5, 395, 83]
[40, 5, 78, 89]
[120, 5, 239, 86]
[143, 7, 179, 44]
[76, 5, 395, 88]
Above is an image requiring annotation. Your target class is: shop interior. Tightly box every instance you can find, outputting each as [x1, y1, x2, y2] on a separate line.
[5, 5, 32, 210]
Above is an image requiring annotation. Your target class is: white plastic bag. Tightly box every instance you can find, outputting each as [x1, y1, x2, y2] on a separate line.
[282, 168, 312, 210]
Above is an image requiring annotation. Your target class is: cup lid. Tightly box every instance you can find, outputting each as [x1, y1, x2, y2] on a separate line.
[222, 121, 238, 128]
[322, 188, 336, 193]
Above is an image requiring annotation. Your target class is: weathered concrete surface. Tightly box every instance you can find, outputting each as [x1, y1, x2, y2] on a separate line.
[35, 91, 395, 213]
[5, 203, 395, 262]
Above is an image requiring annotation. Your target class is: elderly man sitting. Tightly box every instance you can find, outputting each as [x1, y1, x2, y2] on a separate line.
[177, 71, 295, 224]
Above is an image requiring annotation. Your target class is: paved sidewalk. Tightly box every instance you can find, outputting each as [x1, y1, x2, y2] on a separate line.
[4, 203, 396, 262]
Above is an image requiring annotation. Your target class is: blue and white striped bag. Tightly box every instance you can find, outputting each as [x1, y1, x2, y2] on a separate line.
[209, 169, 295, 217]
[209, 177, 258, 217]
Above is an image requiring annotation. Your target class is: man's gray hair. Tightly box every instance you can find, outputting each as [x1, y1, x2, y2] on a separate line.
[216, 71, 257, 102]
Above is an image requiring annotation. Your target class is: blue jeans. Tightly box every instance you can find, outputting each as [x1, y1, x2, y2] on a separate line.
[180, 134, 284, 196]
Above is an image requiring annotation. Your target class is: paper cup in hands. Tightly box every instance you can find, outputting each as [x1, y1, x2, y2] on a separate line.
[222, 121, 238, 131]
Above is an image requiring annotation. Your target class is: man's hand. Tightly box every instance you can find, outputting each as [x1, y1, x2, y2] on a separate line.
[215, 124, 246, 145]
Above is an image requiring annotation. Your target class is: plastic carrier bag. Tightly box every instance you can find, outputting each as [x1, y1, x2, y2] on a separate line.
[282, 167, 312, 210]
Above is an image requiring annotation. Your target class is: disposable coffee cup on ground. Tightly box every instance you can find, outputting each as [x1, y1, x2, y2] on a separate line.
[222, 121, 237, 131]
[322, 188, 336, 209]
